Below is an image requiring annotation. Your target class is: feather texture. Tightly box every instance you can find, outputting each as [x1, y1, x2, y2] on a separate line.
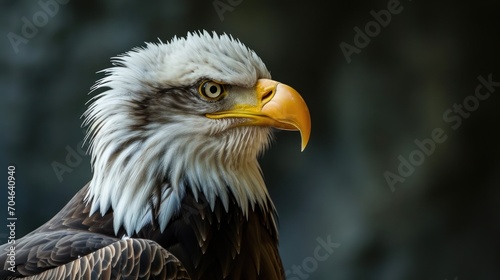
[18, 239, 189, 280]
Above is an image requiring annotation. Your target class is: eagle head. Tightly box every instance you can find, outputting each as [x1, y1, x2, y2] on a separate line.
[83, 31, 311, 236]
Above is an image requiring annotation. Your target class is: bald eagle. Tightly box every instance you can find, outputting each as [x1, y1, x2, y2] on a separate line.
[0, 31, 310, 280]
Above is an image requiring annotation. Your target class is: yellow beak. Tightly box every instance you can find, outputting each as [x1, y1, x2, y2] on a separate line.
[206, 79, 311, 151]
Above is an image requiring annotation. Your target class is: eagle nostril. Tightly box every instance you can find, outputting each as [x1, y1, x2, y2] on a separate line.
[262, 89, 274, 103]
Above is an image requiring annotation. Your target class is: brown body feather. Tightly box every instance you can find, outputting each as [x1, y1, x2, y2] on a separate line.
[0, 184, 283, 279]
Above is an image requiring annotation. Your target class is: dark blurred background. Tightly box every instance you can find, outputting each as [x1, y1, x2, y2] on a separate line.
[1, 0, 499, 279]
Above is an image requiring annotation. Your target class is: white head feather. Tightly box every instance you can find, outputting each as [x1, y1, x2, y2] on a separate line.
[83, 31, 276, 235]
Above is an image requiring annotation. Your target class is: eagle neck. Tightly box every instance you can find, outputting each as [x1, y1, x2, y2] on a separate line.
[85, 124, 274, 236]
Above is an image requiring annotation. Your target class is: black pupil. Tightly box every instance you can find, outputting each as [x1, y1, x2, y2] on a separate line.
[209, 85, 218, 94]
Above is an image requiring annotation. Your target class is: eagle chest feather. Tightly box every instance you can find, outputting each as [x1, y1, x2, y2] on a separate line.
[137, 189, 283, 279]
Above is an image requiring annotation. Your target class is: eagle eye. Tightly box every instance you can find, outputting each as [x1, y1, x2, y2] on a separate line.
[199, 81, 225, 100]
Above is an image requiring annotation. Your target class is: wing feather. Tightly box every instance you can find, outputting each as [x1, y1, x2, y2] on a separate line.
[16, 239, 189, 280]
